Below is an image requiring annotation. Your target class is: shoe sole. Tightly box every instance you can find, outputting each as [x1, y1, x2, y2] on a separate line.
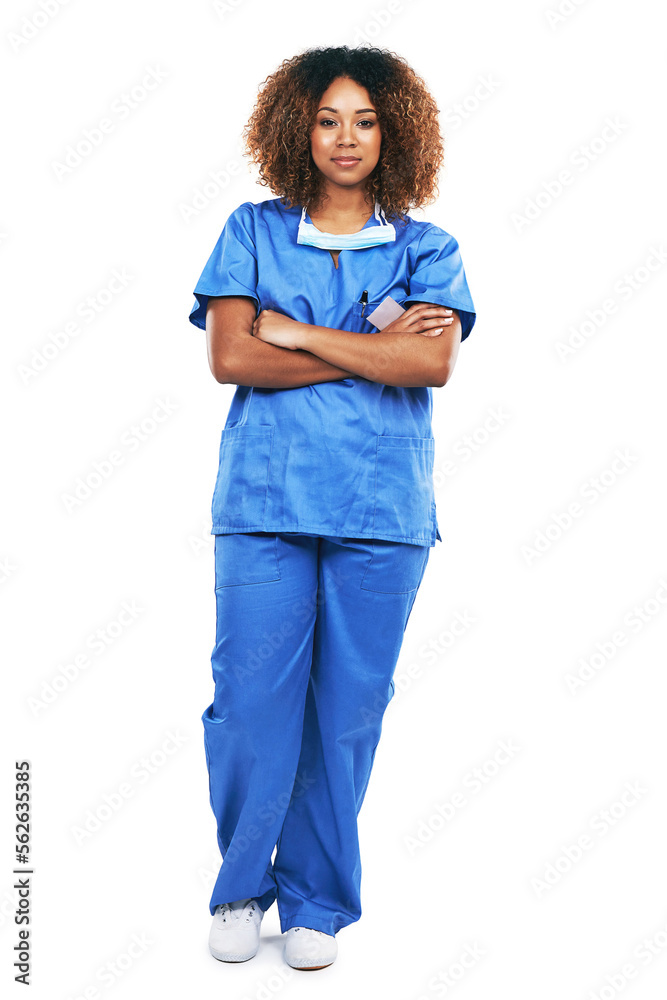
[284, 955, 336, 971]
[210, 948, 258, 963]
[289, 962, 334, 970]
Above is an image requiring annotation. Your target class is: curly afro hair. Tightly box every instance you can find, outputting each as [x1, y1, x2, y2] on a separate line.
[242, 45, 444, 224]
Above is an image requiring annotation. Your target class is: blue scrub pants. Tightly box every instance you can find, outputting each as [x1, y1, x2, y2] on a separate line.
[202, 531, 430, 936]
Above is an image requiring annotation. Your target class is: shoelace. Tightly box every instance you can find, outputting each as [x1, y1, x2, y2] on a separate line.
[217, 900, 257, 924]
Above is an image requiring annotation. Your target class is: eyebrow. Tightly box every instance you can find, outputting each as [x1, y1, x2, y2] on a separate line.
[316, 106, 377, 114]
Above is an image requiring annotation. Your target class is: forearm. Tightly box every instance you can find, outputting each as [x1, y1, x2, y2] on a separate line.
[298, 324, 445, 387]
[220, 334, 357, 388]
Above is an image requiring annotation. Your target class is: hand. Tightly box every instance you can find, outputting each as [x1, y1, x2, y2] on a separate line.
[383, 303, 457, 337]
[252, 309, 303, 350]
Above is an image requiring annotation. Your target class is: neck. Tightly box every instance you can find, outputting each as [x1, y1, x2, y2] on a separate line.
[309, 182, 375, 219]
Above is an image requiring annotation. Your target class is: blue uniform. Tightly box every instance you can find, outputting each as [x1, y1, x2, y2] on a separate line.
[189, 197, 476, 935]
[189, 197, 476, 546]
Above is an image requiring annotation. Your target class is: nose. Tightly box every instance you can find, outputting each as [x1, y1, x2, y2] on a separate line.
[337, 122, 356, 147]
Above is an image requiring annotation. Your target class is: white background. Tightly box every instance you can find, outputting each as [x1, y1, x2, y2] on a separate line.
[2, 0, 666, 997]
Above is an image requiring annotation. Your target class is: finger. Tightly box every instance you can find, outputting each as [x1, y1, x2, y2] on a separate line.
[425, 316, 454, 329]
[404, 306, 453, 326]
[409, 304, 453, 315]
[418, 316, 456, 335]
[416, 318, 453, 333]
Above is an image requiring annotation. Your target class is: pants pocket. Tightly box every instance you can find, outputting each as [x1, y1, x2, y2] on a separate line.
[214, 532, 281, 588]
[211, 424, 274, 530]
[360, 538, 430, 594]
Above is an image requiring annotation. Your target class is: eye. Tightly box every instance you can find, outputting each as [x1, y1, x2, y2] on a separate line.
[316, 118, 376, 128]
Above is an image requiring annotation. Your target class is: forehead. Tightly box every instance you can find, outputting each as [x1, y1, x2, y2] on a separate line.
[317, 76, 375, 108]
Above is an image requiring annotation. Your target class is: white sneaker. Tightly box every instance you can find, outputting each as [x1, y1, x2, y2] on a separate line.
[209, 897, 264, 962]
[283, 926, 337, 970]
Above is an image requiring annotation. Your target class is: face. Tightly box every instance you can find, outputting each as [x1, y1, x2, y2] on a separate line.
[310, 76, 382, 196]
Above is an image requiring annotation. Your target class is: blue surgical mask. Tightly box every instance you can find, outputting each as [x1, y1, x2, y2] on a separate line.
[297, 200, 396, 250]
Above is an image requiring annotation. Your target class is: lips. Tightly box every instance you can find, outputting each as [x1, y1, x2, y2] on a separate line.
[332, 157, 360, 163]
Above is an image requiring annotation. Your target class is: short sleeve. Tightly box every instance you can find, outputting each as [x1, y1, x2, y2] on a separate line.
[188, 202, 259, 331]
[403, 225, 476, 341]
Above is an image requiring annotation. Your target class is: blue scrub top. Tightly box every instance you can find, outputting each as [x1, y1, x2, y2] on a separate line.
[189, 197, 476, 546]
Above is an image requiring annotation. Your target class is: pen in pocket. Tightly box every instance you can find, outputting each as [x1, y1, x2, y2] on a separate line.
[359, 290, 368, 317]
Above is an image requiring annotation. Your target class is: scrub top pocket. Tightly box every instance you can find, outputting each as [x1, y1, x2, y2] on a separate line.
[211, 424, 274, 532]
[350, 297, 381, 330]
[372, 435, 436, 543]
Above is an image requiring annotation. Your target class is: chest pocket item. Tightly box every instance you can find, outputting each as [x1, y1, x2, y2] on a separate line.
[348, 303, 377, 335]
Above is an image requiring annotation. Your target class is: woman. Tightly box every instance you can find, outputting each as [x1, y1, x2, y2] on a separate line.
[188, 44, 476, 971]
